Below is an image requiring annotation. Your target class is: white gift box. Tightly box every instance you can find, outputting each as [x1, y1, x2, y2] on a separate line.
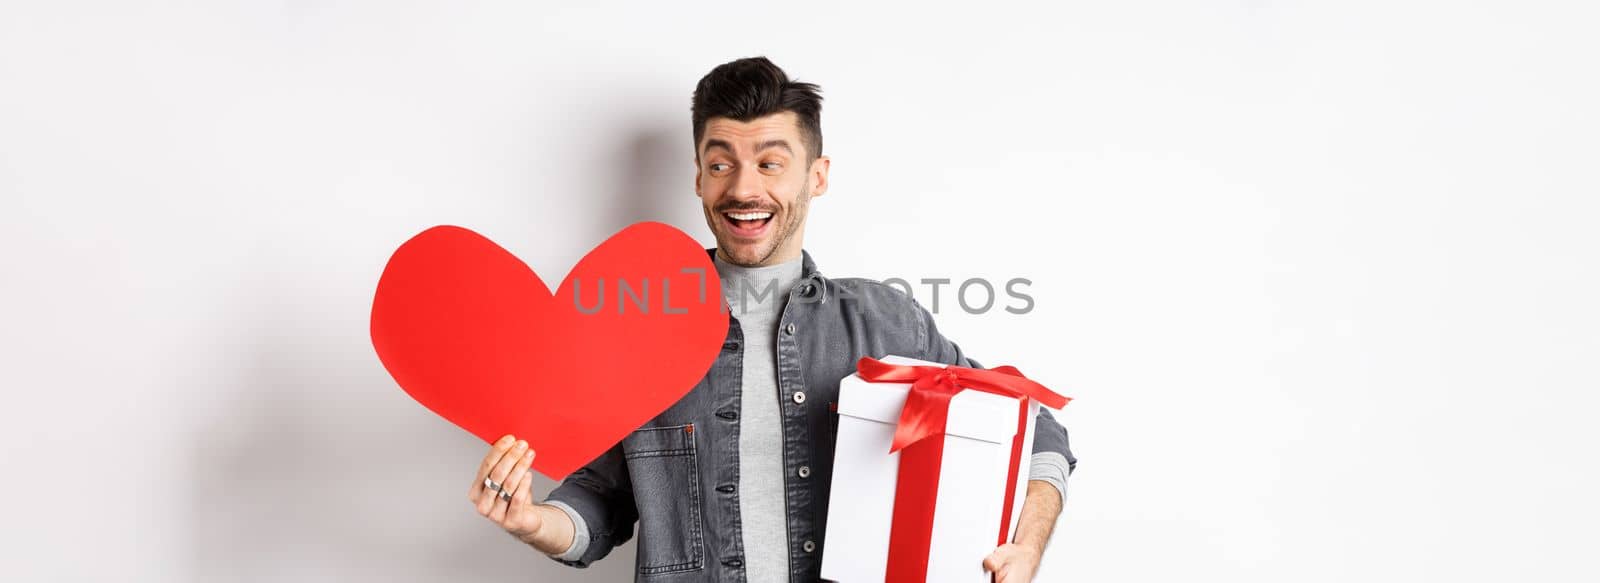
[821, 355, 1041, 583]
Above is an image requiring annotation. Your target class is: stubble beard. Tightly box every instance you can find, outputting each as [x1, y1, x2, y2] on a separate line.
[717, 185, 811, 268]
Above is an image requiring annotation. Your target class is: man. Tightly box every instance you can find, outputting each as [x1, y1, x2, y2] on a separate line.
[464, 57, 1076, 582]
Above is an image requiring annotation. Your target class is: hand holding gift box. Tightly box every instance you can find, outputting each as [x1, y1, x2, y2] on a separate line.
[822, 355, 1071, 583]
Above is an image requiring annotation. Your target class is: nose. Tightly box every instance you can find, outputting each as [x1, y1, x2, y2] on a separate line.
[730, 165, 764, 202]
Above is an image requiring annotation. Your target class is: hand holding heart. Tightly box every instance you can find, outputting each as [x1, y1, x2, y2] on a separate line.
[468, 435, 544, 541]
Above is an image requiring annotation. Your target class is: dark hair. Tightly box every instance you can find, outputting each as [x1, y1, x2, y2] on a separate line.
[691, 56, 823, 162]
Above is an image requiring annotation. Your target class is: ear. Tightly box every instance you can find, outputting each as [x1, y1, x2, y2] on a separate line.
[808, 155, 831, 197]
[693, 157, 703, 197]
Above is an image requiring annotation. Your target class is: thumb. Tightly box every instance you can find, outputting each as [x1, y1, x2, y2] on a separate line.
[506, 454, 542, 532]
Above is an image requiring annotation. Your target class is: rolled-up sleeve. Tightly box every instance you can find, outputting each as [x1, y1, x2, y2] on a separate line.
[540, 442, 637, 568]
[539, 499, 590, 561]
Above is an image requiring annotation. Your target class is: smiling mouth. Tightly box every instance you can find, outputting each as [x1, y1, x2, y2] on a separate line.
[722, 210, 774, 238]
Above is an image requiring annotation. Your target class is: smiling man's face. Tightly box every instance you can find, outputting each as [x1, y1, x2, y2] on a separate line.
[695, 111, 830, 267]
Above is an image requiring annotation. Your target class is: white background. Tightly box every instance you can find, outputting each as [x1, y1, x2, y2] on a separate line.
[3, 1, 1597, 581]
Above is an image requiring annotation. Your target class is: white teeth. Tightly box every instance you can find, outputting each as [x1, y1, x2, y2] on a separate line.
[727, 211, 773, 221]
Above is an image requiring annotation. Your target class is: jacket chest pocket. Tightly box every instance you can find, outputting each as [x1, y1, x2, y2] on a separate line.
[623, 424, 704, 575]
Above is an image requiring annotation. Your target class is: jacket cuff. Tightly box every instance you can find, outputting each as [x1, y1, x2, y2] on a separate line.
[539, 499, 590, 562]
[1027, 451, 1071, 504]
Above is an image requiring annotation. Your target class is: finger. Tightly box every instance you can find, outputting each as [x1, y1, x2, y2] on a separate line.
[512, 449, 536, 507]
[491, 448, 535, 523]
[472, 436, 519, 513]
[479, 439, 528, 515]
[499, 445, 537, 525]
[983, 552, 1003, 573]
[987, 557, 1010, 582]
[469, 435, 516, 501]
[505, 451, 537, 528]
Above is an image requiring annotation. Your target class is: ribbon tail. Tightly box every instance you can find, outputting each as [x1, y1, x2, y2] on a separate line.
[952, 366, 1071, 410]
[888, 378, 958, 453]
[885, 431, 943, 583]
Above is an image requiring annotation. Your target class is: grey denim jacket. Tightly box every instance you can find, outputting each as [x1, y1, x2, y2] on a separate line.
[545, 249, 1076, 582]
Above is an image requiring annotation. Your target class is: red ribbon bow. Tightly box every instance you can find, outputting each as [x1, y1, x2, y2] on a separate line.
[856, 357, 1069, 453]
[853, 356, 1070, 583]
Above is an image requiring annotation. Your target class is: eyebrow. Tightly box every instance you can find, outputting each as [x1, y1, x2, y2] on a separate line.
[702, 138, 794, 156]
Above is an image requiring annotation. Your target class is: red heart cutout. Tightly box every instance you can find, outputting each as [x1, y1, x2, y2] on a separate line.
[370, 222, 726, 479]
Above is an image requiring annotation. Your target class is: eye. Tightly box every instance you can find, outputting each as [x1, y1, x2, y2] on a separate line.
[760, 162, 783, 170]
[709, 162, 730, 172]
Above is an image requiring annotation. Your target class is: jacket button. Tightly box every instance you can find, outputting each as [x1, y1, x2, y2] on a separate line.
[716, 410, 738, 420]
[784, 322, 796, 335]
[722, 558, 743, 568]
[716, 484, 736, 493]
[797, 465, 811, 478]
[802, 540, 816, 553]
[800, 284, 815, 297]
[792, 391, 807, 404]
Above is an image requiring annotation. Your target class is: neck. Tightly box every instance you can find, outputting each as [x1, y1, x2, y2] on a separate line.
[716, 246, 801, 268]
